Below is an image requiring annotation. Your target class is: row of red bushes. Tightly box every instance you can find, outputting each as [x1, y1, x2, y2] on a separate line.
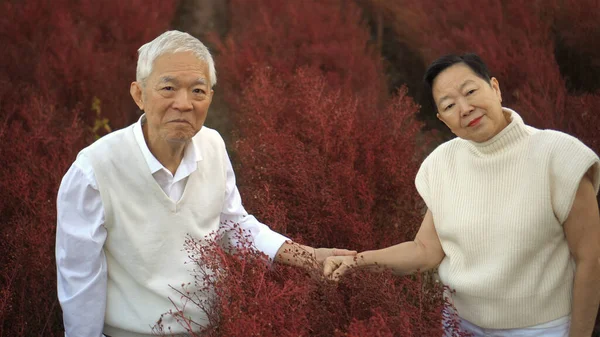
[154, 1, 454, 335]
[0, 0, 177, 335]
[1, 0, 599, 335]
[189, 0, 600, 335]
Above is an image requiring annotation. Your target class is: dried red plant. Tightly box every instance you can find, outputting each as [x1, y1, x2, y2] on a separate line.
[165, 0, 454, 335]
[0, 0, 178, 335]
[154, 226, 466, 337]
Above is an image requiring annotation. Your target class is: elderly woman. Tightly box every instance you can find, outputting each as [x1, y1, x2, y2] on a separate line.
[324, 54, 600, 337]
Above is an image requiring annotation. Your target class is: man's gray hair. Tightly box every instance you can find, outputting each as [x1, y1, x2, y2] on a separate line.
[136, 30, 217, 87]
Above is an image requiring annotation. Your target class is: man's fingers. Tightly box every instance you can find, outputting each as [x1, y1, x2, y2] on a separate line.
[332, 248, 357, 256]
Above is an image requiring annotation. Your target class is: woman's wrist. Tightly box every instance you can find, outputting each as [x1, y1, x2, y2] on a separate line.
[355, 251, 373, 268]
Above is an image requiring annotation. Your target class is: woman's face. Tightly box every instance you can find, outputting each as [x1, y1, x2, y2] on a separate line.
[432, 63, 508, 143]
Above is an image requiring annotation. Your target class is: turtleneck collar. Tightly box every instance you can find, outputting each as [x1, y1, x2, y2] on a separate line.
[465, 108, 532, 155]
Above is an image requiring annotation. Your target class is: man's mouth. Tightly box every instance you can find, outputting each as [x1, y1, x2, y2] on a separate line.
[468, 116, 483, 127]
[169, 119, 190, 124]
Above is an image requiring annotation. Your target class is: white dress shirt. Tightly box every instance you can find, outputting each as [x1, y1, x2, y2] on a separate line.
[56, 116, 289, 337]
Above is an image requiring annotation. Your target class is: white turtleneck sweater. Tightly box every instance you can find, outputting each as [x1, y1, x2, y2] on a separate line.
[415, 108, 599, 329]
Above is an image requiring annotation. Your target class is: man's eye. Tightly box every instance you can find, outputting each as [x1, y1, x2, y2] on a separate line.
[193, 88, 205, 94]
[162, 86, 174, 91]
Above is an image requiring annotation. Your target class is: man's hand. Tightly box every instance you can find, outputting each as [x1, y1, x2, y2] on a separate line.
[274, 242, 356, 271]
[323, 255, 358, 281]
[314, 247, 357, 264]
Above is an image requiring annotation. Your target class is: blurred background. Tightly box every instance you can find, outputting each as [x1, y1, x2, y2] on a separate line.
[1, 0, 598, 335]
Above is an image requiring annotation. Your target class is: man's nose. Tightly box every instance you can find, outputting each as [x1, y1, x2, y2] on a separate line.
[172, 90, 193, 111]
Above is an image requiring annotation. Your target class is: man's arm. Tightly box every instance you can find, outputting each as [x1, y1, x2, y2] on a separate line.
[273, 241, 356, 269]
[324, 209, 445, 280]
[564, 174, 600, 337]
[56, 160, 108, 337]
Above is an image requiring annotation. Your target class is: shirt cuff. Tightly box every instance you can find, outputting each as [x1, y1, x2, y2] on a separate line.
[253, 229, 289, 261]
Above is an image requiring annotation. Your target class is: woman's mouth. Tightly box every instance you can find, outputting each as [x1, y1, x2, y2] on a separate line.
[468, 116, 483, 127]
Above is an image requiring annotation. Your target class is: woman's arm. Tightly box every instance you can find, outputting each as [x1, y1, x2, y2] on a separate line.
[324, 209, 445, 280]
[564, 174, 600, 337]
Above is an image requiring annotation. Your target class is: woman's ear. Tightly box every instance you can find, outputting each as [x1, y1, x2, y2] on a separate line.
[490, 77, 502, 103]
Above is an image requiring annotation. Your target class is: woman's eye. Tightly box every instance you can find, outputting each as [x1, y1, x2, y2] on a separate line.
[445, 103, 455, 111]
[466, 89, 476, 95]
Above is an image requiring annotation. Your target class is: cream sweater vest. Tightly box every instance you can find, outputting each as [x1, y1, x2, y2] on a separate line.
[415, 109, 599, 329]
[86, 125, 227, 337]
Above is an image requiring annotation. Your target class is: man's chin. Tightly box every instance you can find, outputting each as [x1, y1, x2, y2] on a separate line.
[165, 132, 195, 144]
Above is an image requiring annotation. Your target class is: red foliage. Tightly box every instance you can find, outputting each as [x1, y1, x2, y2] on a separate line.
[212, 0, 386, 106]
[0, 0, 178, 335]
[553, 0, 600, 68]
[216, 0, 428, 251]
[1, 0, 177, 128]
[368, 0, 568, 130]
[179, 0, 450, 335]
[154, 227, 463, 337]
[369, 0, 600, 149]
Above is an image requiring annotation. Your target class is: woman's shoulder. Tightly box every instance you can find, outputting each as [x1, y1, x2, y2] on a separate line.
[529, 128, 594, 154]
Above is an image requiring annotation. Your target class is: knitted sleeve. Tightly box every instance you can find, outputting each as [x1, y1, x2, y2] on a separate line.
[549, 132, 600, 224]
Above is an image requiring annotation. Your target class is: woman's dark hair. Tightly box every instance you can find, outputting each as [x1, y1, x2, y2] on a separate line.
[423, 53, 491, 110]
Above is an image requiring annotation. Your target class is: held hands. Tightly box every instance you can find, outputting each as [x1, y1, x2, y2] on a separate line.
[323, 255, 359, 281]
[313, 247, 357, 264]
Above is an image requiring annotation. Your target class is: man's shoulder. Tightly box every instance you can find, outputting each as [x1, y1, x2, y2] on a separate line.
[193, 126, 226, 148]
[78, 124, 136, 169]
[191, 126, 227, 159]
[194, 126, 223, 141]
[83, 124, 135, 154]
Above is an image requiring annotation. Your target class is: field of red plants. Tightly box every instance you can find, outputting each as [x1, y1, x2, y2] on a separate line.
[0, 0, 598, 336]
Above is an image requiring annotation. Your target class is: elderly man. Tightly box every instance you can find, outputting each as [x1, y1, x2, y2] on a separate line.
[56, 30, 354, 337]
[324, 53, 600, 337]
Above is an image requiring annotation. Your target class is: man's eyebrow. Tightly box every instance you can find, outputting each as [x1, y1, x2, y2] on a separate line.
[157, 76, 208, 86]
[192, 78, 208, 86]
[437, 79, 478, 106]
[158, 76, 177, 84]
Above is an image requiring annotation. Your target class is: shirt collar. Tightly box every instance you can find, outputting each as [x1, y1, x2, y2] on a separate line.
[133, 114, 203, 175]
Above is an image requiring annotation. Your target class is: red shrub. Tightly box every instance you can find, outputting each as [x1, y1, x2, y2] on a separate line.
[0, 94, 85, 336]
[216, 0, 428, 250]
[173, 0, 452, 335]
[154, 227, 463, 337]
[0, 0, 178, 335]
[212, 0, 386, 106]
[1, 0, 177, 128]
[368, 0, 568, 130]
[553, 0, 600, 68]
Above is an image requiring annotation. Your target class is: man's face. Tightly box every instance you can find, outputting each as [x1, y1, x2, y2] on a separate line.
[432, 63, 506, 143]
[131, 51, 213, 144]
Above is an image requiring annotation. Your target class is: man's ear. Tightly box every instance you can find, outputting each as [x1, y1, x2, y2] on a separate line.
[130, 82, 144, 110]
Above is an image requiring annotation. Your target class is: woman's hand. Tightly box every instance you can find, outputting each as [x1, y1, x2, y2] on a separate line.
[323, 255, 358, 281]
